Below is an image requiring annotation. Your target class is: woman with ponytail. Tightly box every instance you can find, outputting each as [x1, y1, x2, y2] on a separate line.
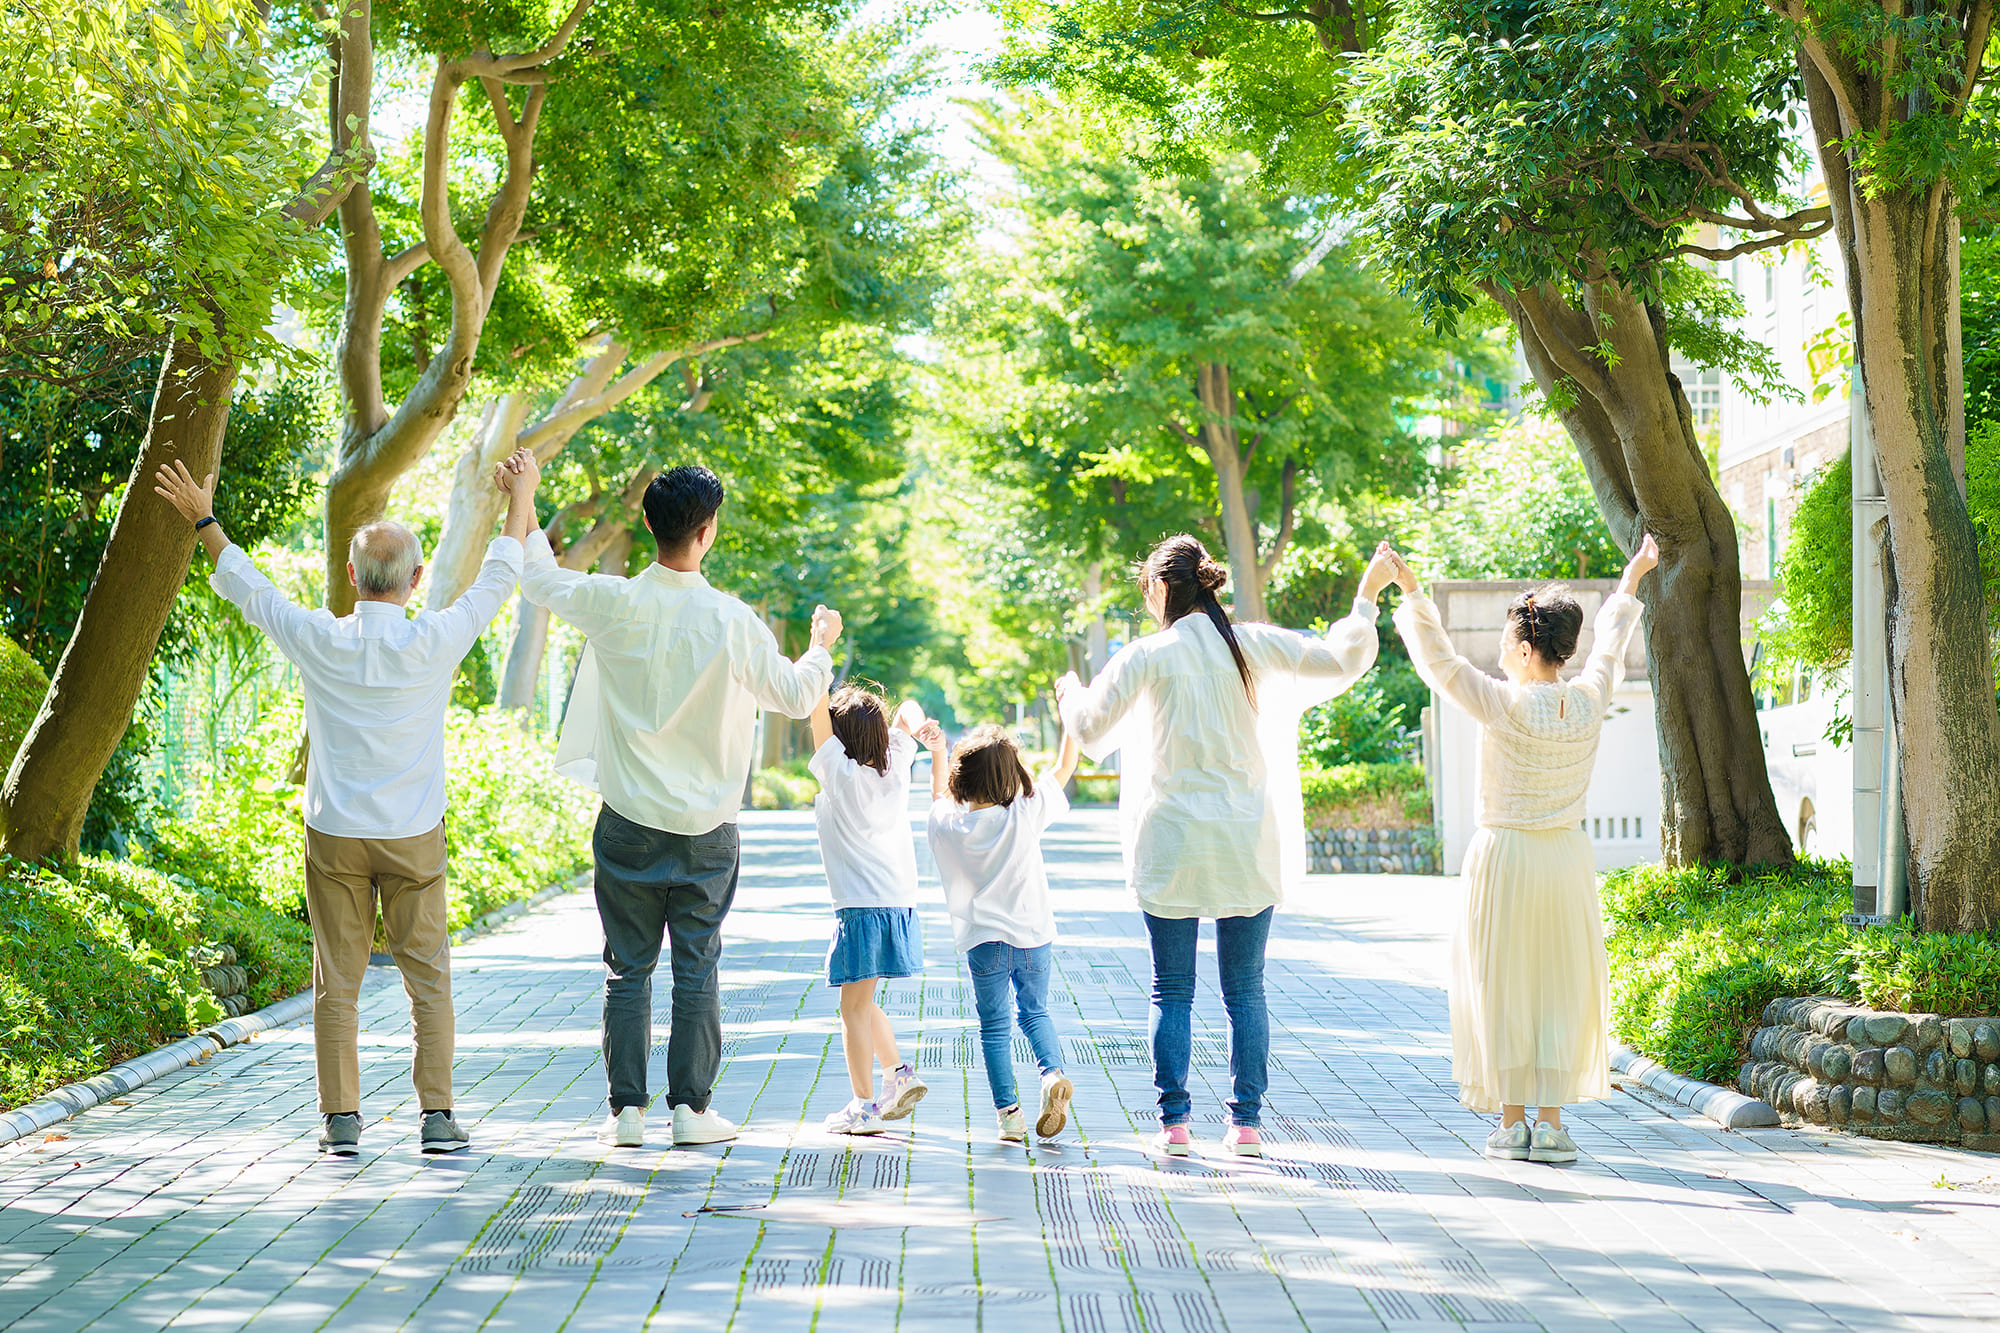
[1384, 535, 1657, 1165]
[1056, 534, 1400, 1157]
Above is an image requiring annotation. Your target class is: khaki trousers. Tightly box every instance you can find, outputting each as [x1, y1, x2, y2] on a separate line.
[303, 822, 454, 1115]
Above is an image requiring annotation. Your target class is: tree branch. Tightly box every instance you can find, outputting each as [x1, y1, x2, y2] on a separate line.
[1258, 456, 1298, 579]
[382, 240, 430, 289]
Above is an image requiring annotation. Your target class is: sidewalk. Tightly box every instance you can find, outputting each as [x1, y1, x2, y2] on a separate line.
[1, 806, 1997, 1331]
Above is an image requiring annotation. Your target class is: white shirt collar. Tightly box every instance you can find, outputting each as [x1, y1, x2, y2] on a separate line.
[352, 600, 409, 617]
[641, 564, 708, 589]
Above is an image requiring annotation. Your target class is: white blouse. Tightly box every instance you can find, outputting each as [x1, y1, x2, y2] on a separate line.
[1058, 600, 1380, 918]
[1393, 590, 1645, 831]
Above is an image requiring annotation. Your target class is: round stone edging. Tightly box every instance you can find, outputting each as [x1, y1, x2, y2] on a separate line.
[1612, 1043, 1781, 1130]
[0, 991, 316, 1150]
[0, 872, 591, 1151]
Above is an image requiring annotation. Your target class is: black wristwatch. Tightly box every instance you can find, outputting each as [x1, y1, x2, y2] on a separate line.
[194, 516, 218, 532]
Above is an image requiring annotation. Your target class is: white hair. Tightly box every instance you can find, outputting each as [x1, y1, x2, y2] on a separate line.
[349, 521, 422, 597]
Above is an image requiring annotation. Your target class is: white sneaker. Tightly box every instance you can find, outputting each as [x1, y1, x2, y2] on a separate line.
[1035, 1071, 1073, 1138]
[996, 1105, 1027, 1143]
[823, 1099, 887, 1136]
[878, 1064, 928, 1120]
[1484, 1122, 1530, 1161]
[1529, 1121, 1578, 1164]
[599, 1106, 645, 1148]
[672, 1104, 739, 1146]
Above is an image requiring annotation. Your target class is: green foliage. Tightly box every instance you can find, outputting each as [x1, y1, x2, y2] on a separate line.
[0, 852, 313, 1110]
[1298, 663, 1426, 767]
[0, 0, 325, 387]
[1381, 414, 1626, 583]
[751, 761, 820, 811]
[0, 636, 48, 770]
[1756, 452, 1853, 685]
[1300, 763, 1431, 827]
[1602, 859, 2000, 1087]
[1602, 860, 1858, 1084]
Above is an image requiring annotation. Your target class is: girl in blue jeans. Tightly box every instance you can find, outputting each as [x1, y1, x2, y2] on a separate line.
[925, 722, 1080, 1142]
[1058, 535, 1399, 1157]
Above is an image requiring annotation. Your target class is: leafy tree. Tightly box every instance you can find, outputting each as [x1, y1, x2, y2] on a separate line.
[0, 0, 365, 860]
[955, 98, 1453, 622]
[1785, 0, 2000, 930]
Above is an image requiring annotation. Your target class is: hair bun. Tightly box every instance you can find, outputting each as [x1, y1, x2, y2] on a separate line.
[1196, 560, 1228, 593]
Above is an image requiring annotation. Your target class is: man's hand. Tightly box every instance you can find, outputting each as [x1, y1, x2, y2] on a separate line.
[1617, 532, 1660, 595]
[494, 447, 540, 495]
[153, 459, 216, 524]
[1054, 670, 1081, 705]
[1358, 541, 1400, 601]
[810, 603, 843, 650]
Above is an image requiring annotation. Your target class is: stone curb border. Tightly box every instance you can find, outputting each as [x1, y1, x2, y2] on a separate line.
[0, 991, 315, 1150]
[0, 872, 590, 1151]
[1612, 1043, 1780, 1130]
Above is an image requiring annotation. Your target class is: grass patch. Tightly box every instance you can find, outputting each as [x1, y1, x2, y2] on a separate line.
[1603, 858, 2000, 1087]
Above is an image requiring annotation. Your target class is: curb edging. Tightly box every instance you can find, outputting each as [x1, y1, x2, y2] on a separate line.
[1612, 1043, 1780, 1130]
[0, 991, 314, 1150]
[0, 871, 589, 1152]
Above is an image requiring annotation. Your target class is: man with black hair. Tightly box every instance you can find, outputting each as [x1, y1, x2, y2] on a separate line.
[519, 462, 841, 1149]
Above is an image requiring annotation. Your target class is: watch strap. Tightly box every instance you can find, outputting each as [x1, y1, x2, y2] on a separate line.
[194, 516, 218, 532]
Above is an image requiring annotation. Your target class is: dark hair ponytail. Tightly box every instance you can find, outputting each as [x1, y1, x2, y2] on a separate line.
[1141, 534, 1256, 709]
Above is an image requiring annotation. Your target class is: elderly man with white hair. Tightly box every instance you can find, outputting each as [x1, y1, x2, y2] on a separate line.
[154, 450, 539, 1158]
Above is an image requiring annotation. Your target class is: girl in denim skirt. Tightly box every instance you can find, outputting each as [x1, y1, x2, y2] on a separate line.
[924, 722, 1080, 1143]
[809, 685, 939, 1135]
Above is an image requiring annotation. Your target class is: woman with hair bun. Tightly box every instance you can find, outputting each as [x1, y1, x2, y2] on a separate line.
[1384, 535, 1657, 1164]
[1057, 534, 1401, 1158]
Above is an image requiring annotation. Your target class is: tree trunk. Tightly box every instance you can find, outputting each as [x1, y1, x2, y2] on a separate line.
[497, 593, 549, 714]
[0, 346, 235, 858]
[1497, 281, 1793, 869]
[1794, 45, 2000, 933]
[1195, 363, 1270, 621]
[1082, 560, 1110, 675]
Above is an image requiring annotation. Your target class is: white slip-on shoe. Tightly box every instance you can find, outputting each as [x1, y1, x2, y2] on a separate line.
[1035, 1072, 1073, 1139]
[599, 1106, 645, 1148]
[672, 1105, 739, 1146]
[1529, 1121, 1578, 1164]
[1484, 1122, 1531, 1161]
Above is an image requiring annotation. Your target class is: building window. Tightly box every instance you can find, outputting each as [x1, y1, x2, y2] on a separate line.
[1687, 367, 1723, 427]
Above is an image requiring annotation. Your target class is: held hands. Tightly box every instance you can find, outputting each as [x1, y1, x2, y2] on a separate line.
[915, 719, 946, 753]
[152, 459, 217, 525]
[1358, 541, 1402, 601]
[1618, 532, 1660, 595]
[493, 446, 540, 496]
[810, 603, 844, 650]
[1054, 670, 1081, 705]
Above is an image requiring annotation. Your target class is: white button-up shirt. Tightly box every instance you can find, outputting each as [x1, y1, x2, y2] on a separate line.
[1058, 601, 1380, 918]
[521, 529, 832, 836]
[209, 536, 523, 840]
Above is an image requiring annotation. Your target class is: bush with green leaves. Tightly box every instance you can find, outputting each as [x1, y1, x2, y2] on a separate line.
[1300, 763, 1430, 829]
[1602, 859, 2000, 1087]
[1298, 661, 1426, 767]
[0, 635, 47, 767]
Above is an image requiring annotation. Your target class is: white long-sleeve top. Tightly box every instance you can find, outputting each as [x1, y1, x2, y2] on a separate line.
[1393, 590, 1645, 831]
[1057, 600, 1381, 918]
[208, 536, 522, 839]
[521, 529, 832, 836]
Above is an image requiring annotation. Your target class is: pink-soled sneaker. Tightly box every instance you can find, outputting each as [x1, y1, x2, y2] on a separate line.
[1222, 1125, 1263, 1157]
[1153, 1124, 1192, 1157]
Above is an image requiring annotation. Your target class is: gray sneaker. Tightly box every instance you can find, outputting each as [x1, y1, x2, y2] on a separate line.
[420, 1111, 471, 1154]
[319, 1113, 363, 1156]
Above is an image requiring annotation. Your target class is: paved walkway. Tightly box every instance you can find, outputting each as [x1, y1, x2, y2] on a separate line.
[3, 804, 1999, 1332]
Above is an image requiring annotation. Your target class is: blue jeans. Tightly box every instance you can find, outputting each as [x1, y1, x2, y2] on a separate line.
[1144, 908, 1273, 1128]
[966, 942, 1065, 1109]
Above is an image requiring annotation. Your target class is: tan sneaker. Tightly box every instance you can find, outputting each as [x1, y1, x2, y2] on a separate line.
[1035, 1072, 1073, 1138]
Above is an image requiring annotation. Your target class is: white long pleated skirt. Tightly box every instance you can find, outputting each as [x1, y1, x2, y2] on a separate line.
[1450, 825, 1610, 1113]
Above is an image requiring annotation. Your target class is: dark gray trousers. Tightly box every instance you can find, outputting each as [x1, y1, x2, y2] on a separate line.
[592, 804, 740, 1112]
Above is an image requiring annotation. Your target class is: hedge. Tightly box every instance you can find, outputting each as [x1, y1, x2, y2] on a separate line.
[1301, 762, 1430, 828]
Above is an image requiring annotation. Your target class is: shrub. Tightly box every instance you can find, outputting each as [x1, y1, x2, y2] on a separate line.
[1301, 763, 1430, 828]
[0, 635, 47, 768]
[752, 760, 820, 810]
[1298, 662, 1426, 767]
[1601, 858, 2000, 1087]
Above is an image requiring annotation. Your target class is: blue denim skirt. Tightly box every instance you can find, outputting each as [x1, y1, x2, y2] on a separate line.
[826, 907, 923, 986]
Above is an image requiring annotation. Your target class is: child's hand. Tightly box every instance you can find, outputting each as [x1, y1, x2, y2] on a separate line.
[916, 720, 946, 752]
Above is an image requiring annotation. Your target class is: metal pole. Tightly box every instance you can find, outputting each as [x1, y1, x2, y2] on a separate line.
[1849, 373, 1885, 914]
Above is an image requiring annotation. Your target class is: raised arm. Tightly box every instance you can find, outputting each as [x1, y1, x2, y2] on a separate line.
[1575, 534, 1655, 705]
[1055, 646, 1145, 763]
[736, 603, 838, 720]
[519, 530, 622, 638]
[920, 722, 949, 801]
[156, 460, 320, 661]
[431, 449, 535, 652]
[1387, 552, 1511, 726]
[809, 693, 834, 751]
[1042, 727, 1080, 790]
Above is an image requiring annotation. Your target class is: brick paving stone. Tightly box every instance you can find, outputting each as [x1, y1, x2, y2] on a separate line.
[3, 802, 1999, 1331]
